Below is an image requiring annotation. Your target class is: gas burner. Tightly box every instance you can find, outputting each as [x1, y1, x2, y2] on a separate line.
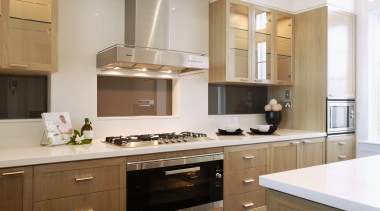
[104, 132, 212, 148]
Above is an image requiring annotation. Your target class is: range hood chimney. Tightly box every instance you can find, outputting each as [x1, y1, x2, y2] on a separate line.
[96, 0, 209, 74]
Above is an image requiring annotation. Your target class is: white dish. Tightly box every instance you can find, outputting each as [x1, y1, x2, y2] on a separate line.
[255, 125, 271, 132]
[224, 125, 238, 132]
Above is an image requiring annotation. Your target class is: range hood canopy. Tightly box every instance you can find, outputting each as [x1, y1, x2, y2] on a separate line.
[96, 0, 209, 74]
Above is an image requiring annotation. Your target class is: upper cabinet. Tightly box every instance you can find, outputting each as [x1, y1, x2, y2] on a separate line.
[0, 0, 58, 72]
[327, 9, 355, 99]
[209, 0, 294, 85]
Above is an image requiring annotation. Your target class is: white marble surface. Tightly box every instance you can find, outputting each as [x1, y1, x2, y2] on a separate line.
[260, 155, 380, 211]
[0, 129, 325, 168]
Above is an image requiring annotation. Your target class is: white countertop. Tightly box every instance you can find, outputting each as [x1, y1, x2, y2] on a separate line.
[260, 155, 380, 211]
[0, 129, 325, 168]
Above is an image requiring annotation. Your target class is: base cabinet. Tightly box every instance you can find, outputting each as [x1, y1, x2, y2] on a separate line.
[33, 157, 126, 211]
[224, 143, 269, 210]
[266, 189, 342, 211]
[326, 134, 355, 163]
[0, 166, 33, 211]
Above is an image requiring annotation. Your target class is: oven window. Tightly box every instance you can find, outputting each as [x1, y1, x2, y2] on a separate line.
[0, 74, 48, 119]
[97, 76, 172, 117]
[330, 106, 349, 128]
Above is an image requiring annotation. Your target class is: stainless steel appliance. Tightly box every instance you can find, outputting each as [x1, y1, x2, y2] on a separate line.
[104, 132, 212, 148]
[326, 99, 355, 135]
[127, 153, 223, 211]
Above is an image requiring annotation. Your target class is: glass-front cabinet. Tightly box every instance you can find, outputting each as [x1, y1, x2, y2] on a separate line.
[0, 0, 57, 72]
[209, 0, 294, 85]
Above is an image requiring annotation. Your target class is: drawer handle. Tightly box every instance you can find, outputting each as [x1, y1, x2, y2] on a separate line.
[339, 155, 347, 159]
[338, 142, 347, 145]
[243, 179, 255, 183]
[243, 202, 254, 208]
[75, 176, 94, 181]
[303, 140, 312, 143]
[10, 64, 29, 68]
[243, 155, 255, 159]
[2, 171, 25, 176]
[291, 141, 300, 145]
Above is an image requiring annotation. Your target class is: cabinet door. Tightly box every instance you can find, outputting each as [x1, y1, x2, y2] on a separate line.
[326, 134, 355, 163]
[275, 12, 294, 85]
[2, 0, 57, 72]
[0, 166, 33, 211]
[327, 9, 355, 98]
[299, 138, 325, 168]
[269, 140, 300, 173]
[227, 2, 251, 82]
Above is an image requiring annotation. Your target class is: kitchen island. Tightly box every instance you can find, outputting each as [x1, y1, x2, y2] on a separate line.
[260, 155, 380, 211]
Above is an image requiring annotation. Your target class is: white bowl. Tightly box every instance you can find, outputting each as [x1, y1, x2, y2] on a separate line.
[255, 125, 271, 132]
[224, 125, 238, 132]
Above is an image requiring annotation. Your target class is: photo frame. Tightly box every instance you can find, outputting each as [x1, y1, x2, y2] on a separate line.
[41, 112, 73, 146]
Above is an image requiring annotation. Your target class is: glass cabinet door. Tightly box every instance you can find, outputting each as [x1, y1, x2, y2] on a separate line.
[275, 13, 293, 83]
[228, 3, 250, 82]
[254, 9, 272, 82]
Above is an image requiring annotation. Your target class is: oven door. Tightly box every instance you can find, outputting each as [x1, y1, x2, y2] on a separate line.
[127, 154, 223, 211]
[327, 100, 355, 135]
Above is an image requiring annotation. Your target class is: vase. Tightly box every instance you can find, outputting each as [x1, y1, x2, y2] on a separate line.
[265, 111, 282, 131]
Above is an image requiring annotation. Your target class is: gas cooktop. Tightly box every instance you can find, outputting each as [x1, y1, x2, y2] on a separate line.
[103, 132, 213, 148]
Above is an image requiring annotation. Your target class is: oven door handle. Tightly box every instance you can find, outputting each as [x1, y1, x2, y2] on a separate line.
[165, 166, 200, 175]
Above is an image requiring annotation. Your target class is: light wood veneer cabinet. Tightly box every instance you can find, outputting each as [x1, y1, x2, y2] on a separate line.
[0, 166, 33, 211]
[269, 138, 325, 173]
[266, 189, 341, 211]
[0, 0, 58, 72]
[326, 134, 355, 163]
[209, 0, 294, 85]
[33, 157, 126, 211]
[224, 143, 269, 211]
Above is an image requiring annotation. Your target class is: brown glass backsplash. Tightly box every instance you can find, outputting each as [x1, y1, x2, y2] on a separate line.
[208, 84, 267, 115]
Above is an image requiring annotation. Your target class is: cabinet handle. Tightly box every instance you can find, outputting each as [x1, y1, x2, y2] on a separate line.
[291, 141, 300, 145]
[338, 155, 347, 159]
[10, 64, 29, 68]
[243, 179, 255, 183]
[2, 171, 25, 176]
[243, 202, 254, 208]
[303, 140, 312, 143]
[75, 176, 94, 181]
[243, 155, 255, 159]
[338, 142, 347, 145]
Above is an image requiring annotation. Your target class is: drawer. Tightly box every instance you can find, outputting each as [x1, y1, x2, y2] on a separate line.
[34, 158, 126, 201]
[225, 166, 266, 196]
[224, 189, 266, 211]
[225, 144, 269, 171]
[33, 189, 125, 211]
[327, 138, 354, 163]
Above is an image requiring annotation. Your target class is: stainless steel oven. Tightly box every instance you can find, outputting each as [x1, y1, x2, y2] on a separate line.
[326, 99, 355, 135]
[127, 153, 223, 211]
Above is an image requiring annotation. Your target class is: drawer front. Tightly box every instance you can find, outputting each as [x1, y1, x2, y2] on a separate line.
[33, 189, 125, 211]
[225, 147, 267, 171]
[327, 139, 354, 163]
[224, 189, 266, 211]
[225, 166, 266, 196]
[34, 158, 126, 201]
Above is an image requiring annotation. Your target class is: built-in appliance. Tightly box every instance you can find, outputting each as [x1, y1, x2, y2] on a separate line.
[127, 152, 223, 211]
[326, 99, 355, 135]
[104, 132, 212, 148]
[96, 0, 209, 73]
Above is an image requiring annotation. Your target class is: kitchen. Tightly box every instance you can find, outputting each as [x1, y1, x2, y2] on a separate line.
[0, 0, 376, 210]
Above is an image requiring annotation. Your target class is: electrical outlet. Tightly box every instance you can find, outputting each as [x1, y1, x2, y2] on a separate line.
[285, 90, 291, 100]
[284, 102, 292, 108]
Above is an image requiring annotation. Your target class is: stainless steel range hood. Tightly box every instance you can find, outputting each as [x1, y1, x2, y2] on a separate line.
[96, 0, 209, 74]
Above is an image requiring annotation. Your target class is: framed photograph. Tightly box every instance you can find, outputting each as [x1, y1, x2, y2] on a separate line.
[41, 112, 73, 146]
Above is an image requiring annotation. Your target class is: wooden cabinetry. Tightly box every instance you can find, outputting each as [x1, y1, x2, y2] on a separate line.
[33, 157, 126, 211]
[224, 143, 269, 211]
[269, 138, 325, 173]
[209, 0, 294, 85]
[0, 0, 58, 72]
[266, 189, 341, 211]
[326, 134, 355, 163]
[0, 166, 33, 211]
